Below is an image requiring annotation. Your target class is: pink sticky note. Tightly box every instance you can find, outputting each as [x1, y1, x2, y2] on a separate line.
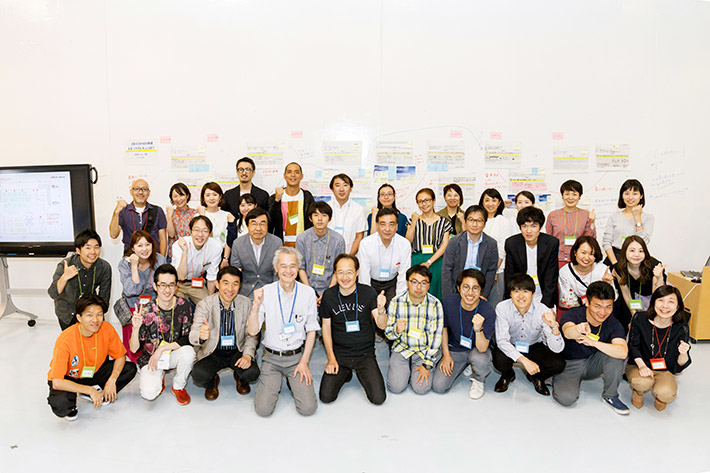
[207, 134, 219, 142]
[160, 136, 171, 144]
[450, 130, 463, 138]
[291, 130, 304, 139]
[490, 131, 502, 140]
[552, 132, 564, 140]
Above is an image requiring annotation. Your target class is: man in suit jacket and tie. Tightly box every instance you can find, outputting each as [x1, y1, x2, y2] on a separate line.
[229, 208, 283, 299]
[504, 206, 559, 308]
[442, 205, 499, 300]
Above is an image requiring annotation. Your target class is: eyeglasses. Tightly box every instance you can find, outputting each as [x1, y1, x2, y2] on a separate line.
[248, 221, 268, 228]
[408, 279, 430, 287]
[379, 193, 394, 198]
[460, 284, 481, 293]
[466, 218, 484, 224]
[132, 187, 150, 193]
[156, 283, 177, 290]
[336, 270, 356, 277]
[416, 198, 433, 205]
[192, 229, 211, 235]
[237, 167, 253, 173]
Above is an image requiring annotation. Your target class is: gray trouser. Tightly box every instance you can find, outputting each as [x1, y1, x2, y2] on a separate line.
[254, 351, 317, 417]
[387, 351, 433, 395]
[432, 348, 492, 393]
[552, 351, 625, 407]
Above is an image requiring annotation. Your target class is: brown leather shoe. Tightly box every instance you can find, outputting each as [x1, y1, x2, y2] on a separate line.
[205, 376, 220, 401]
[654, 398, 667, 411]
[632, 390, 643, 409]
[235, 372, 250, 395]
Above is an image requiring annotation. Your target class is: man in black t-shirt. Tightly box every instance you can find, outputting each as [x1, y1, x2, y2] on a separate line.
[553, 281, 630, 415]
[319, 254, 388, 405]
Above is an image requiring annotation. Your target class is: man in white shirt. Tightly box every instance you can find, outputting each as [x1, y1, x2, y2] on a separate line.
[328, 173, 368, 255]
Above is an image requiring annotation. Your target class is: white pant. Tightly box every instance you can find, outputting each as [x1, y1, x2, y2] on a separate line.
[139, 345, 196, 400]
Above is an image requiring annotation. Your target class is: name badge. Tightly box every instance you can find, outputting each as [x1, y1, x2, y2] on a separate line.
[460, 335, 473, 349]
[139, 295, 152, 305]
[158, 340, 172, 353]
[422, 244, 434, 254]
[586, 332, 600, 341]
[378, 269, 391, 279]
[334, 226, 345, 235]
[221, 335, 235, 347]
[312, 264, 325, 276]
[531, 274, 539, 285]
[564, 236, 576, 246]
[282, 322, 296, 335]
[580, 294, 588, 305]
[629, 299, 643, 310]
[515, 341, 529, 353]
[345, 320, 360, 332]
[157, 352, 171, 370]
[288, 214, 299, 225]
[81, 366, 96, 378]
[649, 358, 667, 370]
[408, 328, 422, 340]
[191, 277, 204, 288]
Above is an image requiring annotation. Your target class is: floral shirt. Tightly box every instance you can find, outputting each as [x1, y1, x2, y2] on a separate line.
[136, 297, 194, 368]
[167, 207, 197, 261]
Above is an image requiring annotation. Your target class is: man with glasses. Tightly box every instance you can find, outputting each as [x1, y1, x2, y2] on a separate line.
[442, 205, 499, 300]
[110, 178, 168, 255]
[222, 157, 270, 215]
[171, 216, 223, 305]
[385, 265, 444, 395]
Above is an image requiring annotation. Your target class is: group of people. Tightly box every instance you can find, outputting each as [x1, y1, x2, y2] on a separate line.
[46, 158, 692, 421]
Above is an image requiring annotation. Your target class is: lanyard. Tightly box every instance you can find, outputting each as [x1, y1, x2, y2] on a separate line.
[337, 289, 358, 322]
[77, 324, 98, 368]
[459, 299, 480, 341]
[651, 323, 671, 359]
[589, 321, 603, 338]
[132, 208, 149, 232]
[78, 265, 97, 297]
[564, 209, 580, 238]
[188, 241, 207, 279]
[219, 299, 235, 337]
[157, 302, 176, 344]
[313, 232, 331, 268]
[140, 268, 154, 295]
[278, 284, 298, 325]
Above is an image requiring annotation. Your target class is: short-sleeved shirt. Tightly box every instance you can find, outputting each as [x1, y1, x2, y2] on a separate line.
[296, 228, 346, 296]
[258, 281, 320, 352]
[48, 323, 126, 380]
[328, 199, 368, 253]
[117, 202, 167, 251]
[136, 298, 193, 368]
[442, 294, 496, 352]
[170, 236, 223, 281]
[320, 284, 378, 358]
[561, 306, 625, 360]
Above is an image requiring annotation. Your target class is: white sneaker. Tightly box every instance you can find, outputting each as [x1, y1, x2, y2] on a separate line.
[79, 385, 109, 406]
[462, 365, 473, 377]
[469, 379, 485, 399]
[65, 408, 78, 421]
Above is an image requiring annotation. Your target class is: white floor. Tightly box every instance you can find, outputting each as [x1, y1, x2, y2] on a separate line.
[1, 314, 709, 473]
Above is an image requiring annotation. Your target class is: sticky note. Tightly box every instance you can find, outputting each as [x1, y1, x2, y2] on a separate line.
[160, 136, 171, 144]
[552, 132, 564, 140]
[450, 130, 463, 138]
[189, 164, 210, 173]
[207, 134, 219, 142]
[490, 132, 502, 140]
[291, 131, 303, 138]
[388, 166, 396, 179]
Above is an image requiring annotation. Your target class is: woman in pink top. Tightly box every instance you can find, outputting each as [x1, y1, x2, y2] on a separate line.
[545, 180, 596, 268]
[166, 183, 197, 263]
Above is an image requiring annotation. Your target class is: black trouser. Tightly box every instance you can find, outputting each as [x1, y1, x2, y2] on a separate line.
[319, 353, 386, 405]
[612, 297, 632, 336]
[191, 349, 261, 388]
[47, 358, 137, 418]
[492, 343, 566, 381]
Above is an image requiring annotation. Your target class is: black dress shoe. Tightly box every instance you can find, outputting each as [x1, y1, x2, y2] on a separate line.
[494, 372, 515, 392]
[530, 376, 550, 396]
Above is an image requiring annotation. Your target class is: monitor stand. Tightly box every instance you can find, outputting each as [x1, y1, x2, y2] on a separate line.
[0, 257, 38, 326]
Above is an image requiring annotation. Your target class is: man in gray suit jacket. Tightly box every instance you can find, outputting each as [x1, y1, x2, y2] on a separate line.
[229, 208, 282, 299]
[189, 266, 260, 400]
[441, 205, 499, 300]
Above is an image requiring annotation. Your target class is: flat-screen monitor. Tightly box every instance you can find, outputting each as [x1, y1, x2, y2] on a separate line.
[0, 164, 96, 257]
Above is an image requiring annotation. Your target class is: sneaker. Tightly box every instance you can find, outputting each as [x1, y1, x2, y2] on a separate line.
[462, 365, 473, 377]
[79, 385, 109, 406]
[603, 396, 630, 415]
[65, 408, 78, 422]
[469, 379, 485, 400]
[172, 387, 191, 406]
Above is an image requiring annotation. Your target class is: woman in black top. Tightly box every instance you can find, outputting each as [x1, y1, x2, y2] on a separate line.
[626, 285, 691, 411]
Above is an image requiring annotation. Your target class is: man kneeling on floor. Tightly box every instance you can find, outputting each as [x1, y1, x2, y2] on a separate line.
[189, 266, 259, 400]
[47, 295, 137, 421]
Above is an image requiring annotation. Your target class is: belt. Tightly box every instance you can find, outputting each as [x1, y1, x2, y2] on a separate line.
[264, 345, 304, 357]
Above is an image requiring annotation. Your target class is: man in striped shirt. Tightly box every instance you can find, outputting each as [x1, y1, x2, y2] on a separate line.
[385, 265, 444, 395]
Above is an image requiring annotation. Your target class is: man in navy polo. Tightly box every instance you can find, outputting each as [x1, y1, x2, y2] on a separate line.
[110, 178, 168, 255]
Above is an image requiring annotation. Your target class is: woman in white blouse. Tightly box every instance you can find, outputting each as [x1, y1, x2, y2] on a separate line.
[558, 236, 614, 314]
[478, 188, 511, 307]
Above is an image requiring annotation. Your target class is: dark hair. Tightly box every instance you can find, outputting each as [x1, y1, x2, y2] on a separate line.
[217, 265, 242, 283]
[406, 265, 432, 283]
[586, 281, 616, 302]
[376, 183, 400, 214]
[245, 207, 269, 226]
[189, 215, 213, 233]
[74, 229, 102, 249]
[560, 180, 583, 195]
[464, 205, 488, 223]
[334, 253, 360, 272]
[126, 230, 158, 267]
[479, 188, 505, 217]
[329, 173, 353, 190]
[442, 183, 464, 207]
[154, 263, 178, 283]
[237, 193, 257, 227]
[617, 179, 646, 208]
[515, 190, 535, 205]
[308, 201, 333, 219]
[169, 182, 191, 204]
[285, 162, 303, 172]
[516, 206, 545, 228]
[646, 285, 686, 324]
[201, 182, 225, 208]
[416, 188, 436, 202]
[456, 269, 485, 293]
[570, 236, 603, 265]
[508, 273, 535, 294]
[616, 235, 656, 286]
[237, 157, 256, 172]
[75, 294, 108, 317]
[375, 206, 398, 223]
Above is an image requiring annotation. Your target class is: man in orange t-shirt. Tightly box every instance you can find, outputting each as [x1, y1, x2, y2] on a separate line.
[47, 294, 137, 421]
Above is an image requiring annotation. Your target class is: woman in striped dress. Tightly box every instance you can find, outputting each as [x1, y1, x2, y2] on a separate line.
[405, 188, 452, 300]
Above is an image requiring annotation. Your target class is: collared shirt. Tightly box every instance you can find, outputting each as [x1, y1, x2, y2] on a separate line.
[258, 281, 320, 352]
[357, 233, 412, 296]
[137, 298, 193, 367]
[219, 298, 237, 350]
[525, 243, 543, 302]
[328, 199, 368, 253]
[296, 227, 346, 296]
[117, 201, 167, 250]
[170, 236, 223, 281]
[464, 232, 483, 270]
[494, 299, 564, 362]
[385, 292, 443, 367]
[250, 237, 264, 265]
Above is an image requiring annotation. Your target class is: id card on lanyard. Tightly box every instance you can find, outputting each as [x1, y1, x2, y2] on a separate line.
[188, 242, 207, 286]
[78, 325, 98, 378]
[278, 284, 299, 340]
[338, 289, 361, 333]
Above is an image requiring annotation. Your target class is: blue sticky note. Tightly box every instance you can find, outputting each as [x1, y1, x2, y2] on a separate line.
[388, 166, 396, 179]
[532, 168, 539, 174]
[358, 168, 366, 177]
[315, 170, 323, 178]
[189, 164, 210, 173]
